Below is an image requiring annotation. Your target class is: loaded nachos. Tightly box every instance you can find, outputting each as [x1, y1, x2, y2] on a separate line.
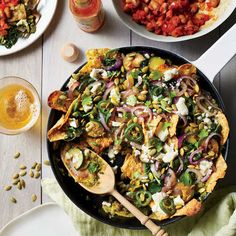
[47, 48, 229, 220]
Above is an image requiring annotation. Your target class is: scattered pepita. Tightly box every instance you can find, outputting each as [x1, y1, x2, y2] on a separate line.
[34, 171, 40, 179]
[31, 194, 37, 202]
[17, 182, 22, 190]
[14, 152, 20, 159]
[29, 169, 34, 178]
[4, 185, 12, 191]
[12, 179, 20, 185]
[19, 164, 27, 170]
[12, 173, 19, 179]
[10, 197, 17, 204]
[19, 170, 27, 177]
[20, 179, 26, 189]
[31, 162, 37, 169]
[43, 160, 50, 166]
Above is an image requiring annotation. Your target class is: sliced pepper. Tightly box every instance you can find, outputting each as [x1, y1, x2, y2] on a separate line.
[135, 190, 152, 207]
[159, 197, 176, 215]
[124, 123, 144, 143]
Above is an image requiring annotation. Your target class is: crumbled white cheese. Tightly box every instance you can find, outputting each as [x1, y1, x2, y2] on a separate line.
[69, 118, 79, 128]
[134, 149, 141, 157]
[90, 81, 102, 94]
[144, 53, 150, 59]
[176, 97, 189, 116]
[151, 192, 167, 215]
[162, 143, 178, 163]
[102, 201, 111, 207]
[118, 112, 123, 118]
[157, 128, 169, 142]
[108, 146, 118, 159]
[112, 121, 122, 127]
[163, 68, 179, 82]
[126, 95, 137, 106]
[173, 195, 184, 207]
[82, 104, 93, 113]
[112, 165, 118, 174]
[140, 145, 150, 163]
[67, 78, 77, 88]
[203, 117, 212, 125]
[199, 160, 213, 176]
[110, 87, 120, 105]
[90, 68, 108, 79]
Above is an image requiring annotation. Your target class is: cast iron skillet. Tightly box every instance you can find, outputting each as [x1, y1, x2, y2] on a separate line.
[47, 25, 236, 229]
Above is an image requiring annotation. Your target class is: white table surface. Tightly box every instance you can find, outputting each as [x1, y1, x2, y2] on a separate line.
[0, 0, 236, 230]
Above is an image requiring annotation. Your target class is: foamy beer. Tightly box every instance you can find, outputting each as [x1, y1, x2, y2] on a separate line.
[0, 76, 40, 135]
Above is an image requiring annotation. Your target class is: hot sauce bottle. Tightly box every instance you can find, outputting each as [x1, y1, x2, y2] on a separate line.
[69, 0, 105, 33]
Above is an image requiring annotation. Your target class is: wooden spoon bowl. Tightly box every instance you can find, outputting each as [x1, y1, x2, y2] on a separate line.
[61, 147, 168, 236]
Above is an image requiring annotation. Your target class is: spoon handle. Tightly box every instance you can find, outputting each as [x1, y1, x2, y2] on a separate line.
[110, 189, 168, 236]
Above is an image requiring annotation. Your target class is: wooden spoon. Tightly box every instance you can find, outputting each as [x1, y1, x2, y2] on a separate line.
[62, 148, 168, 236]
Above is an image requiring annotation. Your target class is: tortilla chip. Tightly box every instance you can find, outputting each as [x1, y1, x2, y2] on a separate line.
[48, 91, 73, 113]
[169, 114, 179, 137]
[47, 98, 78, 142]
[78, 48, 110, 75]
[85, 136, 113, 154]
[173, 198, 202, 217]
[216, 112, 229, 145]
[206, 155, 227, 193]
[143, 116, 162, 143]
[150, 198, 201, 221]
[167, 136, 178, 150]
[178, 64, 197, 76]
[121, 153, 144, 179]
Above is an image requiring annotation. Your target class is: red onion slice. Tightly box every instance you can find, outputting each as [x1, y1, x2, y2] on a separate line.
[99, 112, 110, 131]
[176, 157, 184, 175]
[162, 168, 176, 192]
[68, 81, 80, 99]
[201, 169, 212, 182]
[203, 132, 222, 150]
[189, 147, 204, 165]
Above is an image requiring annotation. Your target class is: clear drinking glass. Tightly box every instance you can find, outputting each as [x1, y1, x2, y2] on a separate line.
[0, 76, 40, 135]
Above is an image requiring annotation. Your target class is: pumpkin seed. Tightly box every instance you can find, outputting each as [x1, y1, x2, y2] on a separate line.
[17, 182, 22, 190]
[114, 78, 119, 86]
[93, 95, 102, 102]
[20, 164, 27, 170]
[59, 94, 67, 100]
[132, 117, 137, 123]
[149, 149, 156, 156]
[153, 104, 160, 110]
[20, 179, 26, 189]
[14, 152, 20, 159]
[12, 179, 20, 185]
[19, 170, 27, 177]
[35, 164, 41, 171]
[141, 90, 148, 95]
[141, 66, 148, 73]
[34, 171, 40, 179]
[176, 205, 182, 209]
[32, 194, 37, 202]
[137, 94, 146, 101]
[13, 173, 19, 179]
[180, 148, 184, 156]
[29, 169, 34, 178]
[10, 197, 17, 204]
[198, 188, 206, 194]
[148, 172, 154, 181]
[4, 185, 12, 191]
[31, 162, 37, 169]
[43, 160, 50, 166]
[152, 100, 158, 105]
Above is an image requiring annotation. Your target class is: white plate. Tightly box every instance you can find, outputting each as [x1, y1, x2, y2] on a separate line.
[0, 203, 79, 236]
[0, 0, 58, 56]
[112, 0, 236, 42]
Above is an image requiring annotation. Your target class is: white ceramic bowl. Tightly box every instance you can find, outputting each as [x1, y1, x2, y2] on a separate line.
[112, 0, 236, 42]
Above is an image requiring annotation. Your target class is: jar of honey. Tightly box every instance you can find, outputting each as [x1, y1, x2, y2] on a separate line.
[69, 0, 105, 33]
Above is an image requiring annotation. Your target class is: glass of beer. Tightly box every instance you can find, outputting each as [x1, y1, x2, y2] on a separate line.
[0, 76, 40, 135]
